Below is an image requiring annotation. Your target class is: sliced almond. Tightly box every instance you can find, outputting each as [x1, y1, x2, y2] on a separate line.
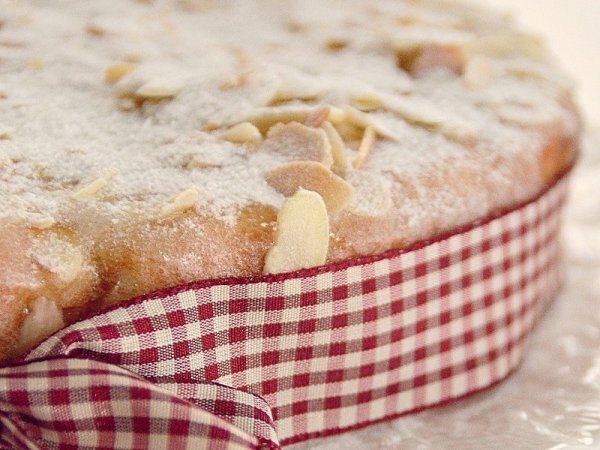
[265, 161, 353, 216]
[0, 150, 12, 167]
[101, 167, 119, 179]
[333, 122, 364, 142]
[0, 129, 12, 140]
[503, 62, 573, 89]
[17, 297, 65, 353]
[439, 120, 477, 143]
[220, 71, 251, 90]
[350, 92, 385, 112]
[72, 168, 117, 200]
[324, 38, 349, 52]
[327, 106, 347, 125]
[263, 189, 329, 274]
[31, 236, 85, 284]
[391, 39, 421, 72]
[496, 104, 560, 127]
[72, 177, 108, 200]
[246, 106, 315, 133]
[270, 85, 323, 105]
[321, 121, 350, 176]
[261, 122, 333, 168]
[85, 23, 108, 37]
[0, 39, 27, 49]
[353, 126, 376, 169]
[246, 105, 343, 134]
[124, 54, 143, 64]
[383, 96, 445, 128]
[136, 79, 182, 99]
[463, 55, 495, 88]
[410, 44, 465, 75]
[201, 122, 220, 132]
[392, 38, 468, 74]
[186, 157, 222, 169]
[29, 216, 56, 230]
[105, 62, 137, 84]
[269, 69, 326, 105]
[222, 122, 263, 144]
[346, 171, 393, 218]
[304, 106, 331, 128]
[343, 106, 398, 141]
[161, 187, 199, 217]
[466, 33, 546, 60]
[29, 57, 44, 70]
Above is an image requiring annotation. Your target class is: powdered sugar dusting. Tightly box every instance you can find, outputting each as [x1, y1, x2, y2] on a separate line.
[0, 0, 577, 233]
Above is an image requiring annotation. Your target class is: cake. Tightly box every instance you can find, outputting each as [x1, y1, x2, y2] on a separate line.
[0, 0, 580, 361]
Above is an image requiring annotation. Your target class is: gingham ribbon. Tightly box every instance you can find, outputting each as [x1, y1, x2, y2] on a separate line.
[0, 172, 570, 449]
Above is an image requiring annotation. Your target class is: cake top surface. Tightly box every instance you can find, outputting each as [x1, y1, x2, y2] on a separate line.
[0, 0, 578, 227]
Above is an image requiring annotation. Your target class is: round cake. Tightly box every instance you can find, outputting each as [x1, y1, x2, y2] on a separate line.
[0, 0, 580, 361]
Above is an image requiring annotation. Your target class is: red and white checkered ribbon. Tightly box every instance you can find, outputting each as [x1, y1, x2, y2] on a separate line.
[0, 172, 570, 449]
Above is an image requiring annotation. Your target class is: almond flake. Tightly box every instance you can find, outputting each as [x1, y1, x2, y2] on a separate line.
[0, 150, 12, 167]
[346, 170, 393, 218]
[383, 96, 445, 128]
[101, 167, 119, 179]
[353, 126, 376, 169]
[72, 177, 109, 200]
[304, 106, 331, 128]
[324, 37, 349, 52]
[17, 297, 65, 352]
[29, 58, 44, 70]
[265, 161, 353, 215]
[71, 168, 117, 200]
[29, 216, 56, 230]
[439, 120, 477, 143]
[105, 62, 137, 84]
[463, 55, 495, 88]
[270, 85, 323, 104]
[327, 106, 347, 125]
[85, 23, 108, 37]
[263, 189, 329, 275]
[220, 71, 251, 90]
[343, 106, 398, 141]
[246, 106, 314, 132]
[496, 104, 560, 127]
[0, 130, 12, 140]
[161, 187, 199, 216]
[222, 122, 263, 144]
[503, 61, 575, 90]
[466, 33, 546, 60]
[261, 122, 333, 168]
[31, 237, 85, 284]
[350, 92, 385, 112]
[0, 39, 27, 48]
[186, 157, 222, 169]
[410, 44, 465, 75]
[321, 121, 350, 176]
[391, 38, 421, 72]
[136, 79, 182, 99]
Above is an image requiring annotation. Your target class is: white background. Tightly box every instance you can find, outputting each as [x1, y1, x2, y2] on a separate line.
[465, 0, 600, 126]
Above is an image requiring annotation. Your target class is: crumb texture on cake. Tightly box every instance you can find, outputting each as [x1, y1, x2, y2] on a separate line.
[0, 0, 579, 359]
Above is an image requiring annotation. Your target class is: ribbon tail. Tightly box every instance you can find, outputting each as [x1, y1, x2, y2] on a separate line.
[0, 357, 280, 450]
